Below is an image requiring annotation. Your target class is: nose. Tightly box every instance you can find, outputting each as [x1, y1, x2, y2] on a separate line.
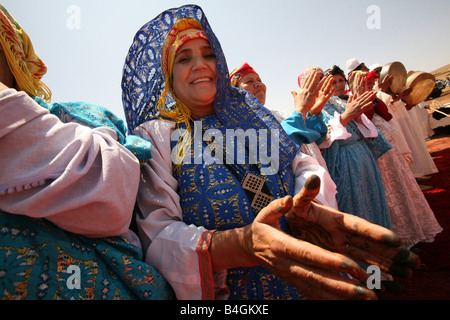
[254, 81, 264, 88]
[192, 56, 208, 71]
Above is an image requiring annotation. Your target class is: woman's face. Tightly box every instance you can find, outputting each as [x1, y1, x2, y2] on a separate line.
[172, 38, 218, 118]
[331, 74, 347, 98]
[238, 73, 267, 105]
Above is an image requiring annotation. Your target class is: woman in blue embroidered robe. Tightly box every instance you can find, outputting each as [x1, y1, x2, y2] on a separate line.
[122, 4, 419, 301]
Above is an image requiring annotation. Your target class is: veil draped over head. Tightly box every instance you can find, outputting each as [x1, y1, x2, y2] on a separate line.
[0, 5, 51, 101]
[121, 4, 299, 171]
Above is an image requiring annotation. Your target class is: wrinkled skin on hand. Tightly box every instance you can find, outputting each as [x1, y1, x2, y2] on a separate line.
[285, 175, 420, 282]
[247, 175, 419, 300]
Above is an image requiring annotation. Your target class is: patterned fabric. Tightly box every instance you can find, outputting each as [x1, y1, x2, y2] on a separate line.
[0, 212, 175, 300]
[0, 4, 169, 300]
[121, 4, 304, 299]
[0, 5, 51, 101]
[229, 63, 257, 87]
[320, 97, 392, 229]
[33, 97, 152, 164]
[371, 114, 442, 249]
[172, 115, 303, 299]
[196, 230, 215, 300]
[0, 95, 171, 300]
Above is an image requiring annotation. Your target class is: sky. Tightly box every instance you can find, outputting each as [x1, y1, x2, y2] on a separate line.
[2, 0, 450, 122]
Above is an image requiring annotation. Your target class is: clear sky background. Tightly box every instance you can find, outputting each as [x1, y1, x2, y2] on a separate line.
[3, 0, 450, 122]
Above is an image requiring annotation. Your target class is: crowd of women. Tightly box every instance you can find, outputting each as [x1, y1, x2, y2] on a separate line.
[0, 4, 440, 300]
[230, 61, 442, 252]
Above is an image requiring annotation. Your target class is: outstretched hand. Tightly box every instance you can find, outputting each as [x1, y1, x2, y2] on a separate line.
[248, 194, 377, 299]
[215, 175, 419, 299]
[245, 174, 419, 299]
[285, 175, 420, 280]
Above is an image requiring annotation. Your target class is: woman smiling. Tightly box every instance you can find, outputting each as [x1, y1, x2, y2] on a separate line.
[122, 5, 419, 300]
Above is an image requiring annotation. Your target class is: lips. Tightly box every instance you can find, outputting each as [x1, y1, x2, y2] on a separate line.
[191, 77, 212, 84]
[254, 88, 265, 96]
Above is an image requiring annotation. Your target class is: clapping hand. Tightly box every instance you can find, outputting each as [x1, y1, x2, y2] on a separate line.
[291, 70, 322, 117]
[340, 90, 376, 126]
[310, 75, 335, 116]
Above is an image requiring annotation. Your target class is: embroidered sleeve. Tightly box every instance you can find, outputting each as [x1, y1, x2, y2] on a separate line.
[319, 111, 352, 149]
[196, 230, 218, 300]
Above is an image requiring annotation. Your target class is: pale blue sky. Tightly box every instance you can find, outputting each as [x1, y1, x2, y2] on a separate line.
[3, 0, 450, 121]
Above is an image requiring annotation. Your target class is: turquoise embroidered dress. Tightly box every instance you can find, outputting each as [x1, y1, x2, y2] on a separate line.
[0, 100, 174, 300]
[34, 97, 152, 164]
[320, 97, 392, 229]
[0, 213, 174, 300]
[173, 115, 301, 299]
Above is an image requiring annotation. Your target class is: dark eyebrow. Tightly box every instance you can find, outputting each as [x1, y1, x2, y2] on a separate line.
[175, 45, 213, 59]
[175, 48, 192, 58]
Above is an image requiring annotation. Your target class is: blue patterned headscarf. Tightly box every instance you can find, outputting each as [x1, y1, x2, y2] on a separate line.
[121, 4, 299, 171]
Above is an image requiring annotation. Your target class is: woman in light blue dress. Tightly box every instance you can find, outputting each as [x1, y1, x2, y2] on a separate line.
[283, 66, 392, 229]
[320, 94, 392, 228]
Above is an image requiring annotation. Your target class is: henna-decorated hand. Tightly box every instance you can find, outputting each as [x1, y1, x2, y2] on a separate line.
[285, 175, 420, 281]
[245, 194, 378, 299]
[215, 175, 419, 299]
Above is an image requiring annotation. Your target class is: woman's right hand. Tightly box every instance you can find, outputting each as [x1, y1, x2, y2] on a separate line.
[379, 74, 393, 93]
[210, 175, 419, 299]
[242, 194, 377, 299]
[244, 176, 419, 300]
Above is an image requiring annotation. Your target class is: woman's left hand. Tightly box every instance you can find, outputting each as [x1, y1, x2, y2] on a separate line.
[291, 70, 322, 117]
[352, 72, 369, 96]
